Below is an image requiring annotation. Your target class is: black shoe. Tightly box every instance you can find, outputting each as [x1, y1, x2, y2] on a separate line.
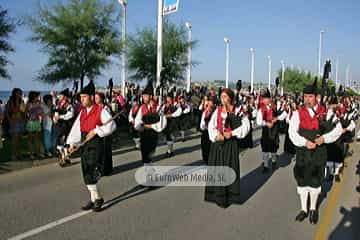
[166, 152, 174, 158]
[262, 167, 269, 174]
[327, 175, 334, 182]
[335, 175, 341, 182]
[309, 210, 319, 224]
[93, 198, 104, 212]
[295, 211, 308, 222]
[81, 201, 94, 211]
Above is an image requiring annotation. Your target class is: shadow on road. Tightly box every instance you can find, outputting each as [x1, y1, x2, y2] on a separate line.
[110, 144, 201, 176]
[328, 206, 360, 240]
[102, 160, 204, 211]
[239, 165, 273, 204]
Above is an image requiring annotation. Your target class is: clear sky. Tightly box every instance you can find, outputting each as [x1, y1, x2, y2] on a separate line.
[0, 0, 359, 91]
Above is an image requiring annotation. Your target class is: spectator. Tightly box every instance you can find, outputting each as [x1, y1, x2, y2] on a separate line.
[5, 88, 26, 161]
[25, 91, 44, 160]
[42, 94, 55, 157]
[95, 92, 113, 176]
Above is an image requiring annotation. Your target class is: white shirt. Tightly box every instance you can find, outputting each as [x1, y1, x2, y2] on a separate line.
[134, 104, 167, 133]
[207, 107, 250, 143]
[288, 106, 343, 148]
[256, 104, 287, 127]
[66, 105, 116, 147]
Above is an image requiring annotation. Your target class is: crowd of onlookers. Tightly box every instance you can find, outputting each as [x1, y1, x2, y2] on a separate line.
[0, 82, 212, 161]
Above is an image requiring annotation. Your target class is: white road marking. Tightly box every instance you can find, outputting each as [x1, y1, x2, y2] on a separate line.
[8, 211, 91, 240]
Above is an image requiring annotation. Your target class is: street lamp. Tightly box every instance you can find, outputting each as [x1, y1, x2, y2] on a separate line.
[318, 30, 325, 78]
[118, 0, 127, 97]
[267, 56, 271, 90]
[224, 37, 230, 88]
[185, 22, 192, 93]
[156, 0, 164, 104]
[335, 57, 339, 88]
[281, 60, 285, 96]
[250, 48, 255, 93]
[346, 64, 350, 88]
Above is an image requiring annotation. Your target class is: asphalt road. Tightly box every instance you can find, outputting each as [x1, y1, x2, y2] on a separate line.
[0, 129, 358, 240]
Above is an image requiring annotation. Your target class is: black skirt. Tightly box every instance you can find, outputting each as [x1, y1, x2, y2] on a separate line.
[80, 133, 103, 185]
[140, 129, 158, 163]
[326, 138, 344, 164]
[205, 138, 241, 208]
[178, 113, 192, 131]
[284, 125, 296, 154]
[238, 124, 253, 149]
[201, 130, 211, 164]
[260, 124, 280, 153]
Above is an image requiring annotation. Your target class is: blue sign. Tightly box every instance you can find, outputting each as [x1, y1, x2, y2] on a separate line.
[163, 0, 179, 15]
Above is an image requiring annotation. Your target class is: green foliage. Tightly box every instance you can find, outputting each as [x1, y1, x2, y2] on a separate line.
[0, 7, 16, 79]
[278, 68, 314, 93]
[127, 20, 198, 86]
[26, 0, 121, 88]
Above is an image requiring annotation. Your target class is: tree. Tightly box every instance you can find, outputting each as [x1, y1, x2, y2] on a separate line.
[0, 7, 16, 79]
[27, 0, 121, 89]
[127, 20, 198, 87]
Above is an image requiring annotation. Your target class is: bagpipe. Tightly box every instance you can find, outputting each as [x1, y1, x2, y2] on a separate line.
[63, 109, 128, 159]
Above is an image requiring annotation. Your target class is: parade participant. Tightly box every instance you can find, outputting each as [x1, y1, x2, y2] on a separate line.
[128, 96, 141, 149]
[95, 92, 114, 176]
[325, 91, 344, 182]
[340, 94, 356, 158]
[53, 88, 75, 167]
[289, 80, 342, 224]
[134, 84, 166, 170]
[178, 95, 192, 142]
[284, 98, 297, 155]
[238, 96, 255, 149]
[66, 81, 116, 212]
[256, 88, 287, 173]
[199, 95, 217, 164]
[204, 88, 250, 208]
[163, 91, 182, 157]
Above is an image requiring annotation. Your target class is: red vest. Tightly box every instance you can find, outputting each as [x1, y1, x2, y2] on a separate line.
[298, 105, 326, 130]
[141, 104, 156, 116]
[216, 106, 234, 133]
[80, 104, 103, 132]
[261, 104, 274, 122]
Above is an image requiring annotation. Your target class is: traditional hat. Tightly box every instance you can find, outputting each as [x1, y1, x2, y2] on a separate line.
[263, 88, 271, 98]
[60, 88, 70, 98]
[80, 81, 95, 96]
[303, 77, 318, 95]
[142, 83, 154, 95]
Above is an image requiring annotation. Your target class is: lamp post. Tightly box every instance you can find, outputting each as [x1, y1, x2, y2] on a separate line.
[318, 30, 325, 78]
[281, 60, 285, 96]
[118, 0, 127, 97]
[185, 22, 192, 93]
[268, 56, 271, 90]
[224, 37, 230, 88]
[250, 48, 255, 93]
